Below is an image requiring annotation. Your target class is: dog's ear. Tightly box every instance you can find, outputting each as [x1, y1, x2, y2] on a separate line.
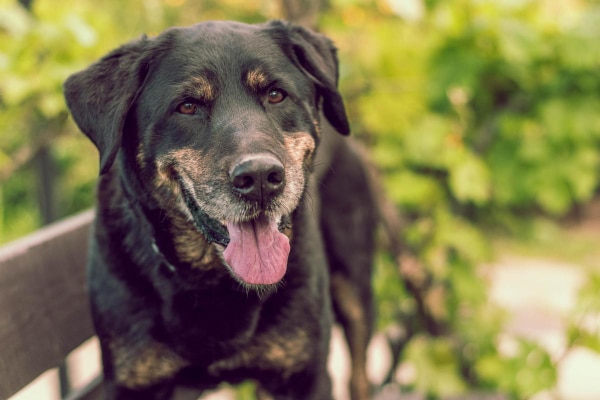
[269, 21, 350, 135]
[64, 37, 150, 174]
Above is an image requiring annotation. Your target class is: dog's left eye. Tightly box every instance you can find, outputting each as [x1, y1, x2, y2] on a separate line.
[267, 89, 286, 104]
[177, 102, 199, 115]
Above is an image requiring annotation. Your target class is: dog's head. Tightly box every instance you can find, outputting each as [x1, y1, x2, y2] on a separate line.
[64, 20, 349, 287]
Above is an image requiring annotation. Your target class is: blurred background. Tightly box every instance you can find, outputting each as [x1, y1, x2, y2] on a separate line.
[2, 0, 600, 399]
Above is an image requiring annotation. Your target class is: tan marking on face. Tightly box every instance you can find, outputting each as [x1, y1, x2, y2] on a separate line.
[154, 148, 207, 192]
[245, 68, 268, 90]
[171, 220, 208, 262]
[154, 157, 177, 193]
[282, 225, 293, 242]
[284, 132, 316, 165]
[112, 340, 188, 389]
[313, 118, 321, 136]
[153, 148, 227, 270]
[282, 132, 316, 205]
[169, 212, 224, 271]
[136, 143, 146, 169]
[191, 76, 215, 102]
[152, 142, 311, 271]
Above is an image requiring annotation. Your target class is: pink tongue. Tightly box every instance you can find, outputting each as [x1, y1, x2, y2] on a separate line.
[223, 217, 290, 285]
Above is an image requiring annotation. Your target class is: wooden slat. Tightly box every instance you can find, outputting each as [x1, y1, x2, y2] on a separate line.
[0, 210, 95, 399]
[64, 376, 103, 400]
[64, 380, 203, 400]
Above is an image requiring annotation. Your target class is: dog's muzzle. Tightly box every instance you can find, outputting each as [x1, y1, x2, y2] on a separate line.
[179, 161, 292, 286]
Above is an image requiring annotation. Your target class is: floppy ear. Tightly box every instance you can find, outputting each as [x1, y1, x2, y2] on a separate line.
[270, 21, 350, 135]
[64, 37, 149, 174]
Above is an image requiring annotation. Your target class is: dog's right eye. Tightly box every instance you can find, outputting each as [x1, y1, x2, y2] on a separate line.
[267, 89, 286, 104]
[177, 102, 199, 115]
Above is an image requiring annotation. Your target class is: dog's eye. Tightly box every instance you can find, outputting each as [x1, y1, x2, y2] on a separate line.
[178, 102, 198, 115]
[267, 89, 286, 104]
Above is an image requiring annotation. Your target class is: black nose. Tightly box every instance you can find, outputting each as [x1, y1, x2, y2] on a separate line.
[229, 155, 285, 203]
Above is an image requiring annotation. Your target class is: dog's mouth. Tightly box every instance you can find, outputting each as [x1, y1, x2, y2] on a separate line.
[181, 181, 291, 286]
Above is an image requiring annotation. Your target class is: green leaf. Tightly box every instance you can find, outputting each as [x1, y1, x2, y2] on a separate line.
[448, 152, 491, 204]
[384, 170, 444, 211]
[405, 336, 468, 397]
[0, 2, 33, 38]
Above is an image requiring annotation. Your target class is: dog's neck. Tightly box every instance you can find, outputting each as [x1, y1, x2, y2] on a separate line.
[112, 166, 178, 273]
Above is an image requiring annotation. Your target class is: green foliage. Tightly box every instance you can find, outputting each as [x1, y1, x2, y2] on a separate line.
[2, 0, 600, 398]
[425, 0, 600, 216]
[566, 271, 600, 355]
[475, 338, 556, 396]
[404, 335, 468, 396]
[328, 0, 600, 398]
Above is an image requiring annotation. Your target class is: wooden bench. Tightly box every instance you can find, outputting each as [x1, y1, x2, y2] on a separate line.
[0, 210, 101, 400]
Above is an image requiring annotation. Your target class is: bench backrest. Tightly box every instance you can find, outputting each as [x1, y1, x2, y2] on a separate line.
[0, 211, 96, 399]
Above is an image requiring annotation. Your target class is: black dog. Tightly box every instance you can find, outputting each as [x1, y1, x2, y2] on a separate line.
[64, 20, 377, 400]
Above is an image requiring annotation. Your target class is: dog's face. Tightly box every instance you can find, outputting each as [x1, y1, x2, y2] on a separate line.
[64, 21, 349, 287]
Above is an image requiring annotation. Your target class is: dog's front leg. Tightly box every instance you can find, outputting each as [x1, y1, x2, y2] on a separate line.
[98, 336, 188, 400]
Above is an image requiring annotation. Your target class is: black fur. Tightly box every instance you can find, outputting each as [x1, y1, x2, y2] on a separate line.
[64, 20, 377, 400]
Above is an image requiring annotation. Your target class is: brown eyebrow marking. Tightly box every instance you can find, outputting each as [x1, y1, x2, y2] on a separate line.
[185, 75, 215, 102]
[245, 68, 269, 91]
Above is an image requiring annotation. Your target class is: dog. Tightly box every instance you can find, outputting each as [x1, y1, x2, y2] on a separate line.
[64, 20, 378, 400]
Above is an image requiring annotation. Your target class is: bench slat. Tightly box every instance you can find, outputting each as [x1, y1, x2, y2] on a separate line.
[0, 210, 95, 399]
[64, 376, 103, 400]
[62, 378, 204, 400]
